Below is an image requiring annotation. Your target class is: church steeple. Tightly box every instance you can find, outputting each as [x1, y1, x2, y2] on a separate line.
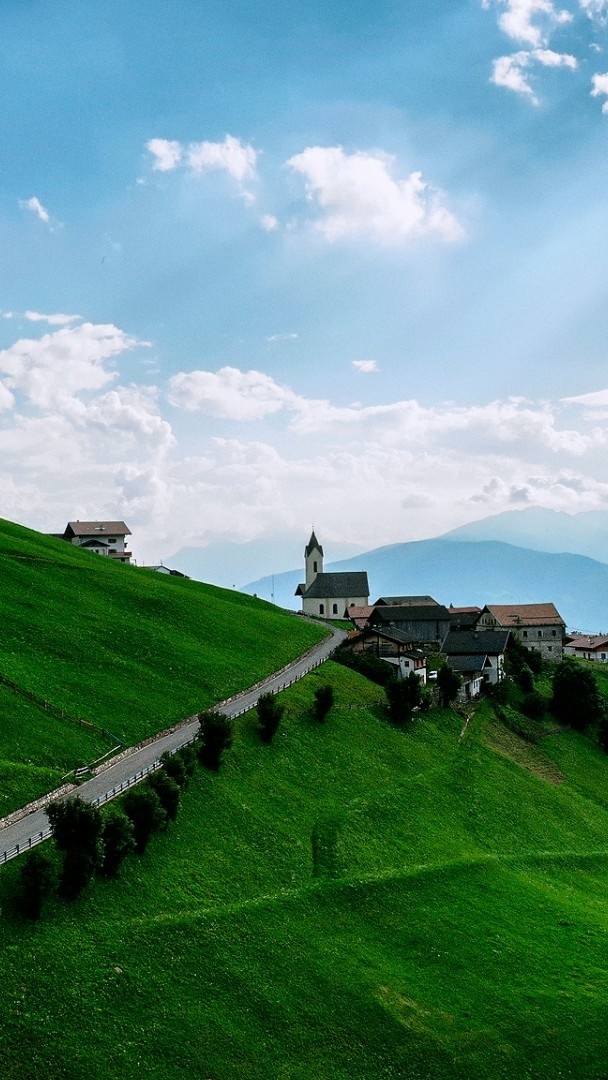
[305, 530, 323, 588]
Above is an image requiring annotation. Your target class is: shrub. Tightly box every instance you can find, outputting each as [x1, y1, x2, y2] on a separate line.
[148, 768, 181, 820]
[100, 810, 135, 877]
[16, 849, 55, 920]
[123, 785, 167, 853]
[257, 693, 284, 744]
[46, 796, 104, 900]
[385, 673, 421, 726]
[437, 664, 461, 708]
[160, 750, 188, 789]
[197, 711, 233, 771]
[550, 660, 606, 732]
[313, 685, 334, 723]
[334, 646, 396, 687]
[520, 690, 546, 721]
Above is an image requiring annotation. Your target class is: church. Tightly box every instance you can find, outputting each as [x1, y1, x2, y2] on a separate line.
[295, 531, 370, 619]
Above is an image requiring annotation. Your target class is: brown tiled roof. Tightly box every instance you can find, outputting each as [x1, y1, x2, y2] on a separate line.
[566, 634, 608, 651]
[348, 605, 375, 621]
[66, 520, 131, 537]
[482, 603, 565, 628]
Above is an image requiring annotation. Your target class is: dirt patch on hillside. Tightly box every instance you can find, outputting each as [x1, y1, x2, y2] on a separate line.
[483, 718, 565, 785]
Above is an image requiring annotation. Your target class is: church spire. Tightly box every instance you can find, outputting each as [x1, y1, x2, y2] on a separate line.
[304, 530, 323, 588]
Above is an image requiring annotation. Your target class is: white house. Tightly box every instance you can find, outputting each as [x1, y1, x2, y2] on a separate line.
[61, 521, 132, 563]
[295, 531, 369, 619]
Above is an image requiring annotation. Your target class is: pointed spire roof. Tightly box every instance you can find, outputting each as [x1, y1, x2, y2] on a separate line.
[305, 530, 323, 557]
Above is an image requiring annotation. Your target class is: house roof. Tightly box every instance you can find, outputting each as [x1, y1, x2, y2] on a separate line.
[370, 604, 451, 623]
[298, 571, 369, 600]
[449, 605, 482, 615]
[347, 604, 375, 627]
[481, 603, 564, 628]
[446, 654, 489, 675]
[361, 625, 416, 647]
[305, 530, 323, 557]
[441, 629, 510, 656]
[65, 520, 131, 537]
[565, 634, 608, 652]
[374, 595, 439, 607]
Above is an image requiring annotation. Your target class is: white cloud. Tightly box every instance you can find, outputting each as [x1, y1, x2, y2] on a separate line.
[352, 360, 379, 373]
[168, 366, 300, 421]
[580, 0, 608, 23]
[267, 332, 298, 343]
[487, 0, 573, 47]
[286, 146, 463, 245]
[23, 311, 82, 326]
[187, 135, 257, 183]
[147, 138, 183, 172]
[492, 47, 577, 99]
[591, 71, 608, 110]
[18, 196, 51, 224]
[260, 214, 279, 231]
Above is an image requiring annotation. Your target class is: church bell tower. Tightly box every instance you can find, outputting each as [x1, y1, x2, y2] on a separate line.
[305, 530, 324, 589]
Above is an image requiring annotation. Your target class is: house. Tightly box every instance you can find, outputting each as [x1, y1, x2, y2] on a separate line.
[374, 595, 440, 607]
[148, 564, 189, 579]
[440, 628, 510, 691]
[564, 633, 608, 663]
[348, 624, 427, 682]
[295, 531, 369, 618]
[347, 605, 376, 630]
[476, 603, 565, 661]
[61, 521, 132, 563]
[368, 600, 451, 648]
[448, 605, 482, 631]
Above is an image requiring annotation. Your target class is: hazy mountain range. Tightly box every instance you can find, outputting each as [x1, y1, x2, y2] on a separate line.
[240, 508, 608, 633]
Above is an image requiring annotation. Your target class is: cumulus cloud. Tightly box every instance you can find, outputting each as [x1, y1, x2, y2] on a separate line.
[146, 134, 257, 189]
[591, 71, 608, 110]
[352, 360, 379, 373]
[260, 214, 279, 231]
[168, 366, 300, 421]
[492, 47, 577, 99]
[22, 311, 81, 326]
[484, 0, 573, 47]
[580, 0, 608, 22]
[286, 146, 463, 245]
[18, 196, 51, 224]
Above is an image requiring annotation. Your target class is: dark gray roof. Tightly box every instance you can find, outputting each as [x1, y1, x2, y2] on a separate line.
[361, 626, 415, 646]
[375, 595, 439, 607]
[300, 571, 369, 600]
[446, 654, 489, 674]
[305, 531, 323, 557]
[441, 629, 510, 656]
[371, 604, 451, 623]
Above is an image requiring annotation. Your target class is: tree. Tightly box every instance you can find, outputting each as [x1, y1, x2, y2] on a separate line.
[334, 646, 396, 687]
[436, 664, 461, 708]
[197, 711, 233, 770]
[16, 848, 55, 919]
[148, 768, 181, 820]
[256, 692, 284, 743]
[160, 750, 188, 789]
[123, 785, 167, 854]
[386, 672, 421, 726]
[46, 796, 104, 900]
[100, 810, 135, 878]
[551, 660, 606, 732]
[313, 685, 334, 723]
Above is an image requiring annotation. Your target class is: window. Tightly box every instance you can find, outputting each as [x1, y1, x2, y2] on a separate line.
[538, 631, 542, 638]
[319, 604, 324, 615]
[552, 629, 557, 637]
[313, 561, 318, 573]
[522, 630, 528, 638]
[332, 604, 338, 615]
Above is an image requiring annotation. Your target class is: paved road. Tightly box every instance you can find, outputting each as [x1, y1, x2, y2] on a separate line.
[0, 621, 347, 864]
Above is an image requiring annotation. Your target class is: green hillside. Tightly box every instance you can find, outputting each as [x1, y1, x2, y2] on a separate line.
[2, 656, 608, 1078]
[0, 518, 325, 815]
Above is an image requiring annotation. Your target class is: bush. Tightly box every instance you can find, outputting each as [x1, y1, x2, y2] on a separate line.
[148, 768, 181, 820]
[100, 810, 135, 877]
[334, 646, 396, 687]
[46, 796, 104, 900]
[437, 665, 461, 708]
[385, 673, 421, 726]
[160, 750, 188, 789]
[520, 690, 546, 721]
[313, 685, 334, 723]
[197, 711, 233, 770]
[550, 660, 606, 731]
[256, 692, 284, 744]
[123, 785, 167, 853]
[16, 848, 55, 920]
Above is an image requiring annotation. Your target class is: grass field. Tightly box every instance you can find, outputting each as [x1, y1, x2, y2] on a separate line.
[0, 518, 325, 812]
[3, 658, 608, 1078]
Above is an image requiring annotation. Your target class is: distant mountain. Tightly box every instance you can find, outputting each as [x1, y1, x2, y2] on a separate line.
[442, 508, 608, 564]
[243, 537, 608, 632]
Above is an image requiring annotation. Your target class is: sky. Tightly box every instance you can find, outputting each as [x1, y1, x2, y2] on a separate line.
[2, 0, 608, 583]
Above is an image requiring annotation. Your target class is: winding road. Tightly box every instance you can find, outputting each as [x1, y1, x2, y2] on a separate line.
[0, 621, 347, 865]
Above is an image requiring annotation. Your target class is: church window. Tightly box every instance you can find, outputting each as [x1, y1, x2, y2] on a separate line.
[319, 603, 324, 615]
[332, 604, 338, 615]
[313, 561, 318, 572]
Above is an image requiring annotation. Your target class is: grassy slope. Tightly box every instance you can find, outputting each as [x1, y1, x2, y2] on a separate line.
[2, 662, 608, 1078]
[0, 518, 325, 813]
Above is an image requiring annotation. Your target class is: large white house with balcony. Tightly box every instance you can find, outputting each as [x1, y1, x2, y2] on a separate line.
[60, 521, 132, 563]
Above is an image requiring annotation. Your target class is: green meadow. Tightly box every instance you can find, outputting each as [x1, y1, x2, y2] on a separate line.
[0, 518, 324, 813]
[2, 520, 608, 1077]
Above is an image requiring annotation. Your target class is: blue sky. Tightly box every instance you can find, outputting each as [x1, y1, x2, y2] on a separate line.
[2, 0, 608, 582]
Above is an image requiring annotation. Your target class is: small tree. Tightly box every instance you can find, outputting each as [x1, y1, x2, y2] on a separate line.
[160, 750, 188, 789]
[437, 664, 461, 708]
[257, 692, 284, 744]
[197, 711, 233, 770]
[100, 810, 135, 878]
[386, 673, 421, 726]
[16, 848, 55, 920]
[551, 660, 606, 732]
[123, 785, 167, 854]
[46, 796, 104, 900]
[148, 768, 181, 820]
[313, 685, 334, 723]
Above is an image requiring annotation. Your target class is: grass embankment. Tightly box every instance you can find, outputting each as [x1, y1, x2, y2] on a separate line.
[0, 518, 325, 814]
[3, 661, 608, 1078]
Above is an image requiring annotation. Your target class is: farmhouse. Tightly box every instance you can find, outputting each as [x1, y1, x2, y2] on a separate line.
[440, 628, 510, 693]
[295, 531, 369, 618]
[477, 603, 565, 661]
[60, 521, 132, 563]
[564, 633, 608, 663]
[368, 599, 451, 648]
